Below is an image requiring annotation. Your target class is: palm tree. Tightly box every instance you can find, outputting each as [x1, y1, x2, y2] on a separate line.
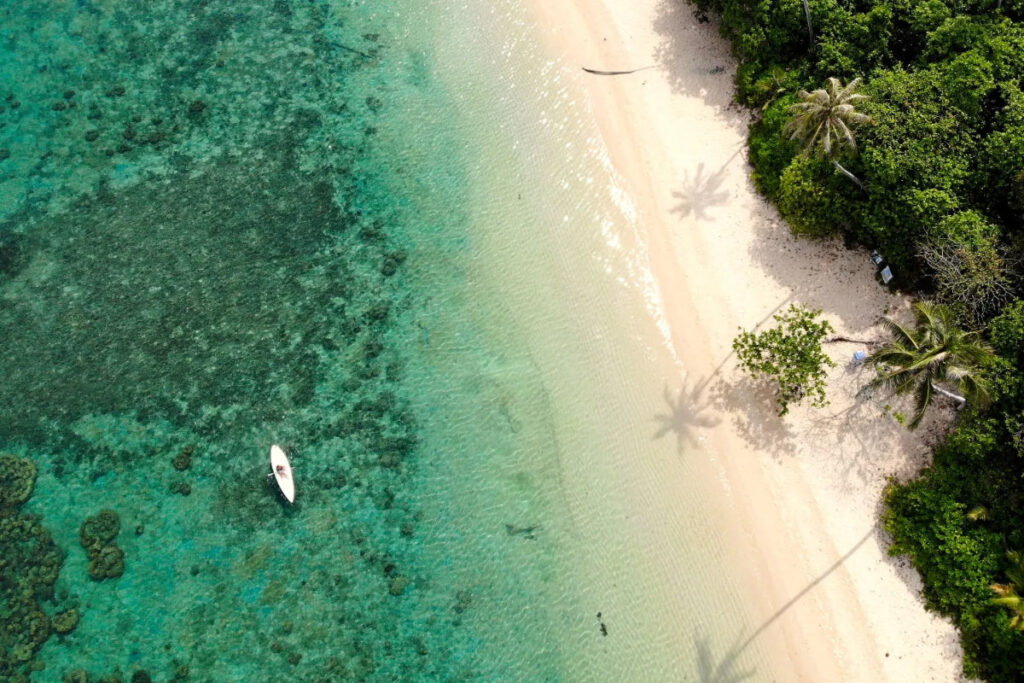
[992, 551, 1024, 631]
[785, 77, 871, 190]
[802, 0, 815, 46]
[867, 301, 993, 429]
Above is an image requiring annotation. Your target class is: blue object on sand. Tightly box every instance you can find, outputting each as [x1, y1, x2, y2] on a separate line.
[853, 350, 867, 362]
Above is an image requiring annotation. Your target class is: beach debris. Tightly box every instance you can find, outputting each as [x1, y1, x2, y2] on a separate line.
[79, 509, 125, 581]
[504, 523, 539, 540]
[870, 250, 895, 284]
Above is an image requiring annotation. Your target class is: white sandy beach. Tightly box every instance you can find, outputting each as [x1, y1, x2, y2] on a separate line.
[525, 0, 968, 679]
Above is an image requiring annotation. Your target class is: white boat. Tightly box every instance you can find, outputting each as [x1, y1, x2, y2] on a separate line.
[270, 444, 295, 503]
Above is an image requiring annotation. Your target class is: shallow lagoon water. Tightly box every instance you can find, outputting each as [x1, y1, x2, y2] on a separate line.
[1, 1, 778, 681]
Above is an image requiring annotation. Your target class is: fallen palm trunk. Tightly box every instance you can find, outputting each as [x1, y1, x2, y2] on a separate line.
[582, 65, 654, 76]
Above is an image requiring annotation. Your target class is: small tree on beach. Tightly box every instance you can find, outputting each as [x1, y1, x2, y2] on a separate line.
[785, 77, 871, 190]
[733, 305, 835, 416]
[867, 301, 994, 429]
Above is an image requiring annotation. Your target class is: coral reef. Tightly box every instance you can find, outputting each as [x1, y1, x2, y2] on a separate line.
[0, 453, 37, 509]
[52, 609, 80, 635]
[0, 456, 65, 680]
[79, 510, 124, 581]
[168, 480, 191, 497]
[171, 446, 193, 471]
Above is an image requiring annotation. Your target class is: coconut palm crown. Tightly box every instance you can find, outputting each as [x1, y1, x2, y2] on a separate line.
[786, 77, 872, 157]
[867, 301, 993, 429]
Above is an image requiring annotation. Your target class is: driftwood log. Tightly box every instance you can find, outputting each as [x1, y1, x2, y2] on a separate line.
[582, 65, 655, 76]
[825, 335, 879, 345]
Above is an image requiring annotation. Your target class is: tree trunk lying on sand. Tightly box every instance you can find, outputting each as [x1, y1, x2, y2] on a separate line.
[582, 65, 654, 76]
[825, 335, 878, 345]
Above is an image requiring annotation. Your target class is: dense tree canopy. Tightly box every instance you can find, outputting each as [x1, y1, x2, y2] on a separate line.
[689, 0, 1024, 676]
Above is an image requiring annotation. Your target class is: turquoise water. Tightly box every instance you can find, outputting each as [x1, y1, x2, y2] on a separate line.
[1, 1, 777, 681]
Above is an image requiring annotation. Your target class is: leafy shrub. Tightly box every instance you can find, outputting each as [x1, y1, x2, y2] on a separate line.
[732, 304, 835, 415]
[940, 50, 996, 118]
[776, 155, 855, 236]
[920, 212, 1014, 325]
[748, 96, 800, 198]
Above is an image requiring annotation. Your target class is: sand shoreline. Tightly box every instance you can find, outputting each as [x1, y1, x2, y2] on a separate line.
[524, 0, 967, 679]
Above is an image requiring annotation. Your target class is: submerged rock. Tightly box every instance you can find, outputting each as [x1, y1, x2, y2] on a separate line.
[169, 480, 191, 496]
[171, 447, 192, 471]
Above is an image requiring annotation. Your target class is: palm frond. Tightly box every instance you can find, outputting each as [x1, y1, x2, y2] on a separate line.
[833, 116, 856, 152]
[838, 77, 862, 98]
[785, 77, 871, 161]
[909, 379, 933, 429]
[877, 316, 919, 349]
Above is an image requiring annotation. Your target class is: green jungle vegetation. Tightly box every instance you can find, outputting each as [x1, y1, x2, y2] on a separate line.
[689, 0, 1024, 677]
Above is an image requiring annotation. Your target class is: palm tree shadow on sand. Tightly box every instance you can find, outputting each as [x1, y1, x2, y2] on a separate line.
[672, 147, 743, 221]
[694, 631, 757, 683]
[653, 379, 721, 454]
[691, 526, 877, 681]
